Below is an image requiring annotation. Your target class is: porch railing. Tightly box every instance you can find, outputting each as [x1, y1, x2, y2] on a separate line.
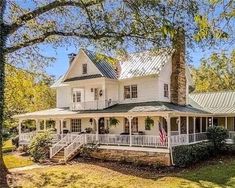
[19, 132, 36, 144]
[71, 100, 118, 110]
[171, 132, 208, 146]
[229, 131, 235, 139]
[50, 133, 79, 158]
[64, 134, 85, 161]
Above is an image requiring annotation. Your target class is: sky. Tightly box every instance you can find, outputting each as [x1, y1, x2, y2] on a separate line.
[44, 45, 218, 79]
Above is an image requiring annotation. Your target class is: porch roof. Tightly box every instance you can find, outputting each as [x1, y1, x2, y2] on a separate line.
[14, 101, 209, 119]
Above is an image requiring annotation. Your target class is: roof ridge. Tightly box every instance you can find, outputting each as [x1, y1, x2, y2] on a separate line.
[190, 90, 235, 95]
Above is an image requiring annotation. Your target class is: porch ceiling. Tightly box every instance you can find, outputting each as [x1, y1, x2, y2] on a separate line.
[13, 101, 210, 119]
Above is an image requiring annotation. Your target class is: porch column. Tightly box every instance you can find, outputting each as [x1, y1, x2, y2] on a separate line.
[18, 119, 22, 135]
[186, 116, 189, 144]
[211, 117, 214, 127]
[178, 116, 181, 135]
[60, 119, 64, 136]
[127, 116, 133, 147]
[206, 117, 208, 131]
[225, 117, 228, 129]
[94, 117, 99, 141]
[44, 119, 46, 130]
[56, 120, 60, 134]
[35, 119, 39, 132]
[166, 116, 171, 149]
[200, 117, 202, 133]
[193, 117, 196, 142]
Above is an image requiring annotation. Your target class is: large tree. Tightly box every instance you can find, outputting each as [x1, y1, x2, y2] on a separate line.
[0, 0, 234, 186]
[193, 50, 235, 92]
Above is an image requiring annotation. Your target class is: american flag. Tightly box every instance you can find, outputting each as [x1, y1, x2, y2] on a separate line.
[159, 122, 167, 145]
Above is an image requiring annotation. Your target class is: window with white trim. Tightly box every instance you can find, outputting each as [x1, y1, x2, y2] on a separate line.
[124, 85, 138, 99]
[73, 91, 81, 103]
[124, 117, 138, 133]
[164, 84, 169, 98]
[71, 119, 81, 132]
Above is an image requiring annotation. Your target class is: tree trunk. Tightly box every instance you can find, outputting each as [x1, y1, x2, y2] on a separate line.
[0, 1, 9, 187]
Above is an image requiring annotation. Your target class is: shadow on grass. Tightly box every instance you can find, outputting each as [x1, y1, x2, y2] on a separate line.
[73, 154, 235, 187]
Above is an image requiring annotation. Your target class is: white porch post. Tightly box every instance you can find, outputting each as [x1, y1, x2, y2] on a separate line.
[178, 116, 181, 135]
[44, 119, 46, 131]
[193, 117, 196, 142]
[186, 116, 189, 144]
[225, 117, 228, 129]
[35, 119, 39, 132]
[18, 119, 22, 135]
[200, 117, 202, 133]
[166, 116, 171, 149]
[206, 117, 208, 131]
[60, 119, 64, 136]
[127, 116, 133, 147]
[94, 117, 99, 141]
[56, 120, 60, 134]
[211, 116, 214, 127]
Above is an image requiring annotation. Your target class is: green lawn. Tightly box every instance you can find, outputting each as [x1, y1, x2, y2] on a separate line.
[11, 157, 235, 188]
[3, 154, 34, 169]
[2, 139, 15, 152]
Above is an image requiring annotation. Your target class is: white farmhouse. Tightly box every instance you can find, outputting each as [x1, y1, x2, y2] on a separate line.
[14, 41, 235, 165]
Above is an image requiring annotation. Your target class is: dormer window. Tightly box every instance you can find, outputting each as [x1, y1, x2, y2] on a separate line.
[82, 64, 87, 74]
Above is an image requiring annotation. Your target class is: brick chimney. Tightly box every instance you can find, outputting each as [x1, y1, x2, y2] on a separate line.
[68, 53, 76, 66]
[170, 27, 186, 105]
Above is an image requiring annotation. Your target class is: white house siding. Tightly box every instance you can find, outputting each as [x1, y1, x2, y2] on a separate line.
[157, 60, 172, 102]
[56, 87, 71, 108]
[119, 76, 159, 104]
[105, 80, 119, 103]
[66, 51, 101, 79]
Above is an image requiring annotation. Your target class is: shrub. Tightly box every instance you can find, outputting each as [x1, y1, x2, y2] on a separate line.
[29, 131, 53, 162]
[12, 136, 19, 148]
[207, 126, 228, 151]
[173, 142, 214, 167]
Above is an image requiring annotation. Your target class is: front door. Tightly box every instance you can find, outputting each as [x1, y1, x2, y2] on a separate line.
[98, 118, 105, 134]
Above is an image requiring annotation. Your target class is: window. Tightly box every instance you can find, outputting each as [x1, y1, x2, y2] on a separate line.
[131, 85, 138, 98]
[63, 121, 67, 128]
[124, 85, 137, 99]
[124, 117, 138, 133]
[73, 91, 81, 103]
[164, 84, 169, 98]
[82, 64, 87, 74]
[71, 119, 81, 132]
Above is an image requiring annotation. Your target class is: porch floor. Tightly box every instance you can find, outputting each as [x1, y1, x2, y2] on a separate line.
[99, 145, 170, 153]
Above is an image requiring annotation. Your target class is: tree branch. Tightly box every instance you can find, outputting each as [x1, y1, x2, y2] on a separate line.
[5, 30, 155, 54]
[6, 0, 104, 35]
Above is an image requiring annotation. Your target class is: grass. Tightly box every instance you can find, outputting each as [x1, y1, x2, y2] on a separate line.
[3, 153, 34, 169]
[2, 139, 15, 152]
[10, 156, 235, 188]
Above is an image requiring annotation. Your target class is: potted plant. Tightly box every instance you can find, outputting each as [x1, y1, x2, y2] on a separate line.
[145, 116, 154, 130]
[109, 117, 120, 127]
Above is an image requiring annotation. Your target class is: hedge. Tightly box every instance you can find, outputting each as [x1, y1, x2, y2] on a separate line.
[172, 142, 215, 167]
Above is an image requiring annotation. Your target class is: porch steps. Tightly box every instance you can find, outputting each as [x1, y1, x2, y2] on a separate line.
[50, 149, 65, 163]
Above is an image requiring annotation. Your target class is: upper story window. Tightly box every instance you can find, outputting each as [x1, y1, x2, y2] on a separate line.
[164, 84, 169, 98]
[73, 91, 81, 103]
[124, 85, 138, 99]
[82, 64, 87, 74]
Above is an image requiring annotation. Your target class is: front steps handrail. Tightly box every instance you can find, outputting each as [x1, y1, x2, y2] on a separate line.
[50, 134, 71, 158]
[64, 134, 85, 161]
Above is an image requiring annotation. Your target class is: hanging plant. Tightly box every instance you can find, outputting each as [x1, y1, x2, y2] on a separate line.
[109, 117, 120, 127]
[145, 116, 154, 130]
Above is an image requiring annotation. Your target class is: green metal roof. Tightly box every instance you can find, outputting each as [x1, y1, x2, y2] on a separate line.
[189, 91, 235, 114]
